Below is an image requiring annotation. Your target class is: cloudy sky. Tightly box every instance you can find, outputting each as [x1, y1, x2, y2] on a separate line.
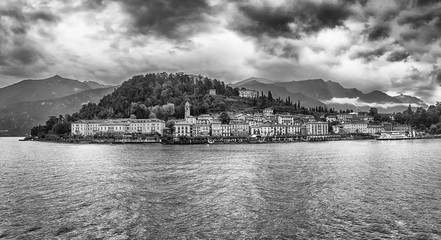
[1, 0, 441, 103]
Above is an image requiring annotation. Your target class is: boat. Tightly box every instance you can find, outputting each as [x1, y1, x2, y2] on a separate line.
[376, 131, 412, 140]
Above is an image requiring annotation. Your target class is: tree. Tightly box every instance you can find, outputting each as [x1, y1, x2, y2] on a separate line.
[404, 104, 414, 115]
[45, 116, 59, 131]
[268, 91, 273, 101]
[219, 112, 230, 124]
[52, 122, 71, 135]
[429, 124, 438, 134]
[30, 125, 48, 138]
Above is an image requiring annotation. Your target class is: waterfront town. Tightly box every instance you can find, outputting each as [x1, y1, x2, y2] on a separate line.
[71, 101, 416, 142]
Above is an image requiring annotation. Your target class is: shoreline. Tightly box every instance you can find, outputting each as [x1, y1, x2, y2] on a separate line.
[19, 134, 441, 145]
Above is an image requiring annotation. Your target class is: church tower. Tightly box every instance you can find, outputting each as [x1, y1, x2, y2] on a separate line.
[185, 102, 191, 118]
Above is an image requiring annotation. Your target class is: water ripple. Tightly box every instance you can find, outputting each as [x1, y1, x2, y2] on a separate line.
[1, 138, 441, 239]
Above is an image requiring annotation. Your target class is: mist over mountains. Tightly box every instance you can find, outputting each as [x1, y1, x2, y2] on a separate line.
[232, 77, 427, 112]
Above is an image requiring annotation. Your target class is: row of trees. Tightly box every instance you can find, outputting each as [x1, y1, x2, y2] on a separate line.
[234, 90, 338, 117]
[30, 115, 73, 138]
[394, 103, 441, 133]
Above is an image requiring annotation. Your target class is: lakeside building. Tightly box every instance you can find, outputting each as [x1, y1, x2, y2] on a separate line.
[273, 124, 287, 136]
[250, 125, 260, 136]
[71, 118, 165, 136]
[221, 124, 231, 137]
[259, 124, 274, 136]
[230, 120, 249, 137]
[342, 122, 368, 134]
[304, 122, 329, 135]
[393, 124, 412, 132]
[192, 124, 210, 137]
[174, 121, 192, 137]
[367, 124, 384, 135]
[211, 121, 222, 136]
[286, 122, 302, 135]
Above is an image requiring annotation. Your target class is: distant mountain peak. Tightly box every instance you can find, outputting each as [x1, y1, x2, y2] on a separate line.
[394, 94, 426, 105]
[0, 75, 111, 107]
[231, 77, 274, 87]
[45, 74, 64, 80]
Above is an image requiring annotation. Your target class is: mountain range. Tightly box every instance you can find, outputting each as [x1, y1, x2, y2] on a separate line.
[0, 75, 115, 136]
[0, 74, 429, 136]
[231, 77, 427, 112]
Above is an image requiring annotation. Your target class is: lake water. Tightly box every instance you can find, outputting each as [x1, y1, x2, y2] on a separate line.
[1, 137, 441, 239]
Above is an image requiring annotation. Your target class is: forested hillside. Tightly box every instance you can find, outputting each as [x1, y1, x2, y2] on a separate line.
[75, 72, 240, 120]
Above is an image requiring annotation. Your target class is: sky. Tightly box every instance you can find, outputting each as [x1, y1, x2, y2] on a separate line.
[0, 0, 441, 103]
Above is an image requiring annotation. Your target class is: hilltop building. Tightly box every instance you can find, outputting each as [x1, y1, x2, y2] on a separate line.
[239, 89, 259, 98]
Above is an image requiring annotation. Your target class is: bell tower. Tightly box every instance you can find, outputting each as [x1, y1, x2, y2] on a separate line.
[185, 102, 191, 118]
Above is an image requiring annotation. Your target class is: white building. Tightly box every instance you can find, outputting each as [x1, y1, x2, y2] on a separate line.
[305, 122, 329, 135]
[326, 115, 337, 122]
[367, 124, 384, 135]
[259, 124, 274, 136]
[286, 122, 302, 135]
[263, 108, 274, 116]
[129, 118, 165, 134]
[342, 122, 368, 134]
[174, 121, 192, 137]
[71, 118, 165, 136]
[278, 115, 295, 125]
[221, 124, 231, 137]
[239, 89, 259, 98]
[211, 121, 222, 136]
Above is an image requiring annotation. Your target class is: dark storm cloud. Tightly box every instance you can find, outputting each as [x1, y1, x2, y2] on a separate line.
[367, 25, 390, 41]
[387, 50, 410, 62]
[10, 47, 41, 65]
[0, 8, 60, 24]
[429, 66, 441, 85]
[397, 9, 440, 28]
[117, 0, 213, 39]
[415, 0, 441, 7]
[233, 1, 353, 38]
[0, 6, 55, 76]
[436, 72, 441, 85]
[260, 40, 299, 60]
[82, 0, 107, 9]
[352, 47, 386, 62]
[0, 7, 60, 40]
[396, 5, 441, 43]
[29, 11, 60, 22]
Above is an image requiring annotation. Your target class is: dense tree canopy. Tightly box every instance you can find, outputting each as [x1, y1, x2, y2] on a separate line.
[74, 72, 239, 120]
